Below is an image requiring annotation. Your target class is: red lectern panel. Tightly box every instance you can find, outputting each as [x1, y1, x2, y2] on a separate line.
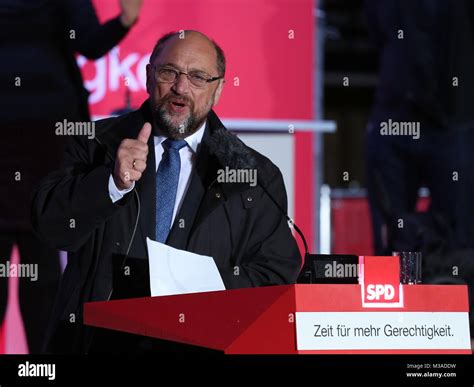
[84, 284, 471, 354]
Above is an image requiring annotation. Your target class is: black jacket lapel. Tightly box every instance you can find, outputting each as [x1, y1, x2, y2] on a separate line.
[166, 124, 219, 250]
[165, 109, 256, 248]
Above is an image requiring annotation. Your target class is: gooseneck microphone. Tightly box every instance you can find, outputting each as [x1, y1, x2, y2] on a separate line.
[206, 126, 310, 256]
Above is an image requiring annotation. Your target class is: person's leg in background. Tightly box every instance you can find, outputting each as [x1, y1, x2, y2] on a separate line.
[17, 232, 60, 354]
[420, 128, 474, 252]
[12, 119, 64, 353]
[449, 129, 474, 250]
[420, 129, 459, 245]
[422, 128, 474, 341]
[366, 123, 421, 255]
[0, 234, 14, 341]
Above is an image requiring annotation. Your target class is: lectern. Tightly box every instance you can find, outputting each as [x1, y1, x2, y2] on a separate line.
[84, 284, 471, 354]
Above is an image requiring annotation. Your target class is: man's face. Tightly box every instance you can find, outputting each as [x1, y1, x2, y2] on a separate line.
[146, 33, 224, 139]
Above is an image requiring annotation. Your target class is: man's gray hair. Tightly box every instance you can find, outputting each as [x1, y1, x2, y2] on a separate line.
[149, 30, 226, 77]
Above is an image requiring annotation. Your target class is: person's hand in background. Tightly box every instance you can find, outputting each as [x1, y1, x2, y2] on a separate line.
[119, 0, 144, 28]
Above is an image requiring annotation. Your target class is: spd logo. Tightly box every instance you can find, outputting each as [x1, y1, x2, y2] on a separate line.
[359, 256, 404, 308]
[366, 284, 395, 301]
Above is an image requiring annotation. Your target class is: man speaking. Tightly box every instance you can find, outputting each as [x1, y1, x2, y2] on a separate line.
[32, 30, 301, 353]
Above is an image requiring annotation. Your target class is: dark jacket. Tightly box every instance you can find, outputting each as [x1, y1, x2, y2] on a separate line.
[31, 100, 302, 353]
[0, 0, 130, 230]
[365, 0, 474, 130]
[0, 0, 130, 122]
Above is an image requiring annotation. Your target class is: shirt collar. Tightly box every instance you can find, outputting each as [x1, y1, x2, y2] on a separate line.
[154, 121, 206, 153]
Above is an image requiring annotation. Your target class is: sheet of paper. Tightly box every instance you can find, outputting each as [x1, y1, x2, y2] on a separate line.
[146, 237, 226, 297]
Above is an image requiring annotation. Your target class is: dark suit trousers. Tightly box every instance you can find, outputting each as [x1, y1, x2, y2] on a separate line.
[0, 231, 60, 353]
[366, 124, 474, 254]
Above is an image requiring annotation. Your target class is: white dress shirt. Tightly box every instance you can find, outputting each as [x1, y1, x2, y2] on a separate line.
[108, 122, 206, 226]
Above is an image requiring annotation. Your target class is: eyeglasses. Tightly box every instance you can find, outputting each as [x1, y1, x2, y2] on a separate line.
[152, 65, 223, 88]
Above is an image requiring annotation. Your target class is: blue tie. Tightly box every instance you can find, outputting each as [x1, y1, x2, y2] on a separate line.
[155, 138, 187, 243]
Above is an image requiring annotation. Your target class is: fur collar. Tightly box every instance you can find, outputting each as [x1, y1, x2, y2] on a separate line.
[205, 109, 257, 170]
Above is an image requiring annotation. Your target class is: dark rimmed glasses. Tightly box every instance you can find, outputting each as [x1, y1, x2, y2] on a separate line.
[152, 65, 223, 88]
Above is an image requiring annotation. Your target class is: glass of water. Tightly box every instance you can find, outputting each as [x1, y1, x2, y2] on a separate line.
[393, 251, 422, 285]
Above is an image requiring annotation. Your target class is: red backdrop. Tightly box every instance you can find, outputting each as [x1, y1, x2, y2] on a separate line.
[82, 0, 314, 120]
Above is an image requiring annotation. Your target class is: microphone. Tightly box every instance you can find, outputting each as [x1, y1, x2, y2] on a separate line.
[258, 183, 309, 255]
[206, 126, 309, 256]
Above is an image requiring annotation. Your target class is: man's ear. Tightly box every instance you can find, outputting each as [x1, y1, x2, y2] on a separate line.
[145, 64, 153, 95]
[212, 79, 225, 106]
